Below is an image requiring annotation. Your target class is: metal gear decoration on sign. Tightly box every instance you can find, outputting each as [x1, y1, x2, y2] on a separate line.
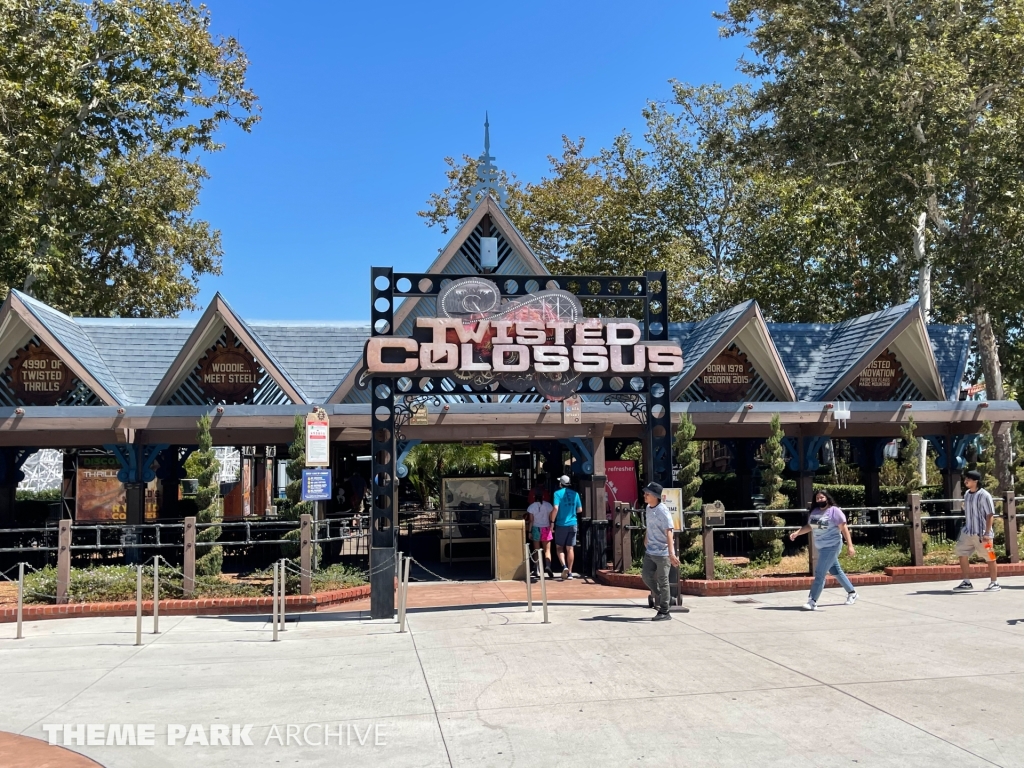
[436, 277, 585, 400]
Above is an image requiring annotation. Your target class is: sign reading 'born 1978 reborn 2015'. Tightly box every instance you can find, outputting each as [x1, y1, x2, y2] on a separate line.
[363, 277, 683, 400]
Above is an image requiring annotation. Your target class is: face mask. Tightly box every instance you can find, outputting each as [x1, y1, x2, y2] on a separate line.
[816, 499, 828, 509]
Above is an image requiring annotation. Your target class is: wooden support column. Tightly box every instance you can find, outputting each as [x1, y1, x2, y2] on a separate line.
[612, 504, 631, 572]
[1004, 491, 1019, 564]
[182, 516, 196, 597]
[702, 522, 715, 581]
[57, 519, 71, 604]
[942, 434, 963, 512]
[908, 492, 924, 566]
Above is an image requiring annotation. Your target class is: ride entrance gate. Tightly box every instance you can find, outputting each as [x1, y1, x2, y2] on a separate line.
[365, 267, 679, 618]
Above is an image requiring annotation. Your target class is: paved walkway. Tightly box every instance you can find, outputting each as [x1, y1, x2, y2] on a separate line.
[1, 577, 1022, 767]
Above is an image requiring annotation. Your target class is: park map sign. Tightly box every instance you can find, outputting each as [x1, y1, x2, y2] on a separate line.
[363, 277, 683, 400]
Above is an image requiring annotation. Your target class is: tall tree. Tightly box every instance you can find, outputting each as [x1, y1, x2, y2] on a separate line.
[0, 0, 258, 316]
[719, 0, 1024, 489]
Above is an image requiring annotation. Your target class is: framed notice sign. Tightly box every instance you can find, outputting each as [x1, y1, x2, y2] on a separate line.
[660, 487, 683, 531]
[301, 469, 332, 502]
[305, 407, 329, 467]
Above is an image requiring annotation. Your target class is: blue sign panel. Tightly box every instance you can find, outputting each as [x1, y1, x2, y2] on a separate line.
[301, 468, 332, 501]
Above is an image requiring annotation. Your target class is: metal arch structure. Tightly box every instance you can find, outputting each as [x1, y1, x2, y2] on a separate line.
[366, 267, 675, 618]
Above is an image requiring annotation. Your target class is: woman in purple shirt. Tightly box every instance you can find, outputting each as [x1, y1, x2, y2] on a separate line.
[789, 490, 858, 611]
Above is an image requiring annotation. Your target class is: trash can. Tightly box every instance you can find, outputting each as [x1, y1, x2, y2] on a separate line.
[493, 518, 527, 580]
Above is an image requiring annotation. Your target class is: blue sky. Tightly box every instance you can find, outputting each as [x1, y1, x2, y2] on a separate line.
[193, 1, 748, 321]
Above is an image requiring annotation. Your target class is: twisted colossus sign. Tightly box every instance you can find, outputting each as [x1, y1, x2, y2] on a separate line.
[363, 277, 683, 400]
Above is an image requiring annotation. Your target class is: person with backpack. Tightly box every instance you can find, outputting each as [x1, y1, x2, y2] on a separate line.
[552, 475, 582, 580]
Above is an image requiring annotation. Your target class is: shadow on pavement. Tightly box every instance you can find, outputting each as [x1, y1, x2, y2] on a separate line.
[579, 615, 650, 623]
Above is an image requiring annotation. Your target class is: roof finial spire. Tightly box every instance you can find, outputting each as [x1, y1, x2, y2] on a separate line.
[470, 112, 507, 208]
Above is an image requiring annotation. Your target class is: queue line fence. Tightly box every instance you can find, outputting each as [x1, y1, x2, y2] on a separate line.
[0, 514, 370, 602]
[611, 491, 1020, 579]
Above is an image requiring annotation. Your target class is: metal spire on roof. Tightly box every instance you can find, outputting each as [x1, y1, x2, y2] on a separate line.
[470, 112, 507, 208]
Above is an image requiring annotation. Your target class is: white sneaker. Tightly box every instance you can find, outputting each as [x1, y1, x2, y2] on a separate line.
[845, 592, 858, 605]
[561, 567, 570, 581]
[983, 581, 1001, 592]
[801, 600, 817, 611]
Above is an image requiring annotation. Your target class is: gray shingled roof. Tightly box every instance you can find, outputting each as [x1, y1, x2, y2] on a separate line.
[15, 291, 129, 404]
[766, 323, 834, 401]
[249, 323, 370, 404]
[927, 324, 972, 400]
[79, 320, 196, 405]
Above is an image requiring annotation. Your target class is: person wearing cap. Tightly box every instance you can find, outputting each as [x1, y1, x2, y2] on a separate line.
[552, 475, 582, 579]
[952, 469, 1001, 592]
[641, 482, 679, 621]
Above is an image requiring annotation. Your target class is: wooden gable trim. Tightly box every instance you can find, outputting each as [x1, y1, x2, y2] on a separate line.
[147, 294, 306, 406]
[328, 195, 549, 404]
[5, 293, 121, 405]
[820, 303, 932, 402]
[739, 304, 798, 401]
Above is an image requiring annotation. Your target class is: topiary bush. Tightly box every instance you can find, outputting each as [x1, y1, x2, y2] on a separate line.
[192, 413, 222, 575]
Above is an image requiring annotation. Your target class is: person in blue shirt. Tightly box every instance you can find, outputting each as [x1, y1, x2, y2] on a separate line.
[552, 475, 582, 580]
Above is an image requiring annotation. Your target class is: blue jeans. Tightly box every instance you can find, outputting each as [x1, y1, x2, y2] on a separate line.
[809, 543, 855, 602]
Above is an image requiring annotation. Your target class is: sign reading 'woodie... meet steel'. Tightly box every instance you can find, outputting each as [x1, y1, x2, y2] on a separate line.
[6, 341, 76, 405]
[196, 329, 260, 404]
[364, 277, 683, 400]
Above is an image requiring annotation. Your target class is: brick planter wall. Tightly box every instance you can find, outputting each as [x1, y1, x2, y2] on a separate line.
[0, 584, 370, 624]
[596, 562, 1024, 598]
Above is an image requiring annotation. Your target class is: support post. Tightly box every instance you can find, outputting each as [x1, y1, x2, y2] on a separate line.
[398, 555, 411, 633]
[1004, 491, 1019, 563]
[524, 541, 533, 612]
[57, 519, 71, 604]
[182, 516, 196, 597]
[16, 562, 24, 640]
[612, 503, 631, 572]
[152, 556, 160, 634]
[908, 492, 924, 566]
[300, 513, 312, 595]
[279, 560, 287, 632]
[272, 560, 279, 642]
[702, 522, 714, 581]
[538, 554, 549, 624]
[135, 565, 143, 647]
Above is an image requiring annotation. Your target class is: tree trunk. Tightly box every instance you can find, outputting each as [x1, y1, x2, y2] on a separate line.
[973, 304, 1013, 492]
[914, 212, 929, 483]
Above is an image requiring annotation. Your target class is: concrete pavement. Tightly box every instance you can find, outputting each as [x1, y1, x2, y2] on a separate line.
[1, 577, 1022, 767]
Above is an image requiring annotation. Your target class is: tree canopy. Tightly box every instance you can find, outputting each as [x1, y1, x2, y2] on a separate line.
[0, 0, 258, 317]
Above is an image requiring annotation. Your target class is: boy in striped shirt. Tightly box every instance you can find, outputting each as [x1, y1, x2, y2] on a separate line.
[951, 470, 1000, 592]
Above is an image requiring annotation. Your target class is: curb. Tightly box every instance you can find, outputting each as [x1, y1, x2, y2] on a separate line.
[0, 584, 370, 623]
[596, 563, 1024, 597]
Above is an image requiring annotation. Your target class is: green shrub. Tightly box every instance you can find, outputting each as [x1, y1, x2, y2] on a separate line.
[195, 545, 223, 577]
[16, 488, 61, 502]
[838, 544, 910, 572]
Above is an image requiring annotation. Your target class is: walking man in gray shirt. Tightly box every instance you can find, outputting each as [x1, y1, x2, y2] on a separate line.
[951, 469, 1001, 592]
[641, 482, 680, 621]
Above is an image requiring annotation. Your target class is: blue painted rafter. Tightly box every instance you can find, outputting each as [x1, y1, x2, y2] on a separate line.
[104, 443, 170, 484]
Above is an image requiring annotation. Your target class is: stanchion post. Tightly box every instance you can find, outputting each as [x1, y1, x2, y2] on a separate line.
[908, 493, 924, 566]
[272, 559, 279, 642]
[135, 564, 143, 646]
[1004, 491, 1019, 563]
[152, 556, 160, 634]
[398, 556, 411, 633]
[538, 555, 549, 624]
[16, 562, 24, 640]
[57, 519, 71, 604]
[183, 516, 196, 598]
[524, 542, 533, 612]
[395, 553, 404, 624]
[279, 560, 287, 632]
[300, 514, 312, 596]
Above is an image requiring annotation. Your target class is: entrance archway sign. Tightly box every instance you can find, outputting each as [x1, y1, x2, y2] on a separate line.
[366, 267, 680, 618]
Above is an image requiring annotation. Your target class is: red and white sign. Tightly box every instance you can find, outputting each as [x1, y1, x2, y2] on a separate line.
[305, 408, 330, 467]
[605, 460, 638, 517]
